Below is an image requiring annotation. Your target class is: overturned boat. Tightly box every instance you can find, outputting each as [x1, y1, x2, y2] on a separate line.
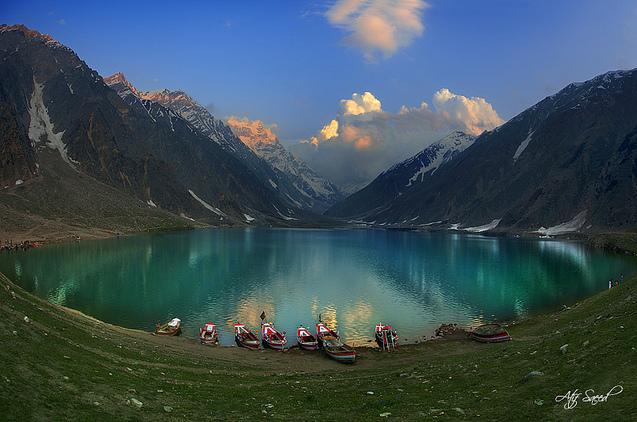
[234, 323, 260, 350]
[375, 323, 398, 351]
[469, 323, 511, 343]
[262, 322, 287, 351]
[322, 335, 356, 364]
[296, 325, 318, 351]
[199, 322, 219, 345]
[155, 318, 181, 336]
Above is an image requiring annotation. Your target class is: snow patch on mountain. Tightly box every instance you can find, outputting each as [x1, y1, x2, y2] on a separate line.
[536, 211, 587, 236]
[513, 130, 534, 162]
[273, 205, 298, 221]
[244, 213, 255, 222]
[28, 78, 77, 169]
[188, 189, 226, 217]
[464, 219, 501, 233]
[375, 132, 474, 189]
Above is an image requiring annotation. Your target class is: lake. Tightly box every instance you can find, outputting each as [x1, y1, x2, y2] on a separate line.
[1, 228, 635, 346]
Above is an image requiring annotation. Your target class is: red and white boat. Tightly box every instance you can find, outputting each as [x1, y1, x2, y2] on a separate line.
[296, 325, 318, 351]
[375, 323, 398, 351]
[234, 323, 260, 350]
[261, 322, 287, 351]
[199, 322, 219, 345]
[316, 321, 339, 348]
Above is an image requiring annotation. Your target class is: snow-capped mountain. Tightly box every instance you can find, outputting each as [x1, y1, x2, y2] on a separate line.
[326, 131, 475, 219]
[329, 68, 637, 233]
[226, 117, 342, 212]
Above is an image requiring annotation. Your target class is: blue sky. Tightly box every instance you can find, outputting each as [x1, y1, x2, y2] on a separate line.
[2, 0, 636, 144]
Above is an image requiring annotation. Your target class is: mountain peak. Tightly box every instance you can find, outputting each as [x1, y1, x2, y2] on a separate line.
[139, 89, 197, 108]
[226, 117, 279, 150]
[103, 72, 139, 97]
[0, 24, 61, 46]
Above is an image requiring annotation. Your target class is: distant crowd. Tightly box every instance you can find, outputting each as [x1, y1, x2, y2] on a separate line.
[0, 240, 40, 253]
[609, 274, 624, 289]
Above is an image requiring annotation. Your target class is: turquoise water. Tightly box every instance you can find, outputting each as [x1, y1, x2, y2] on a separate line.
[1, 228, 635, 345]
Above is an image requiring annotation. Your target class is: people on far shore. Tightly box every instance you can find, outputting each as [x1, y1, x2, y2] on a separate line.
[609, 275, 624, 289]
[0, 240, 39, 253]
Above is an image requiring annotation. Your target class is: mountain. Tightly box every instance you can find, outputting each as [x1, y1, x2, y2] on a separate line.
[327, 131, 475, 219]
[328, 69, 637, 233]
[225, 117, 342, 212]
[139, 89, 340, 212]
[0, 24, 303, 234]
[137, 88, 247, 154]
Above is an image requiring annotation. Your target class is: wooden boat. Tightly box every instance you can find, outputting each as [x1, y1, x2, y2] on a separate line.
[316, 321, 339, 348]
[469, 323, 511, 343]
[322, 335, 356, 363]
[234, 323, 260, 350]
[199, 322, 219, 345]
[296, 325, 318, 351]
[375, 323, 398, 351]
[155, 318, 181, 336]
[261, 322, 287, 351]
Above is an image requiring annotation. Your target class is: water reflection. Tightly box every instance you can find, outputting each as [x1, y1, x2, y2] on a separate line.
[0, 229, 635, 346]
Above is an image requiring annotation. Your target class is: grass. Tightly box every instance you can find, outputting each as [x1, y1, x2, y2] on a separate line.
[1, 271, 635, 421]
[586, 232, 637, 256]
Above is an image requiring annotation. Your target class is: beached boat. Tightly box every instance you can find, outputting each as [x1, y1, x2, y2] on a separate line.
[262, 322, 287, 351]
[155, 318, 181, 336]
[199, 322, 219, 345]
[234, 323, 260, 350]
[316, 321, 339, 348]
[296, 325, 318, 351]
[322, 335, 356, 363]
[469, 323, 511, 343]
[375, 323, 398, 351]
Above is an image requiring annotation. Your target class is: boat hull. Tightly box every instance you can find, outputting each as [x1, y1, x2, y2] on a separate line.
[263, 340, 287, 351]
[325, 350, 356, 363]
[155, 328, 181, 336]
[236, 336, 260, 350]
[200, 336, 218, 345]
[470, 332, 511, 343]
[298, 341, 319, 351]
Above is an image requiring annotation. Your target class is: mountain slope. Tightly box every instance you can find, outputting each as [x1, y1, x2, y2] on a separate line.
[0, 24, 303, 228]
[138, 89, 337, 213]
[329, 69, 637, 233]
[327, 131, 475, 219]
[225, 117, 342, 212]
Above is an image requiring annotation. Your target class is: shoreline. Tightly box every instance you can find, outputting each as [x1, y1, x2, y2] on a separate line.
[4, 220, 637, 255]
[3, 265, 636, 419]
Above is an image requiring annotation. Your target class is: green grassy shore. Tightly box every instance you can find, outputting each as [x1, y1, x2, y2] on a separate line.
[1, 271, 635, 421]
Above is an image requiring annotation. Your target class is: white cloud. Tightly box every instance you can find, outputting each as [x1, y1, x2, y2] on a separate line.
[326, 0, 428, 60]
[291, 89, 504, 193]
[340, 91, 382, 115]
[432, 89, 504, 136]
